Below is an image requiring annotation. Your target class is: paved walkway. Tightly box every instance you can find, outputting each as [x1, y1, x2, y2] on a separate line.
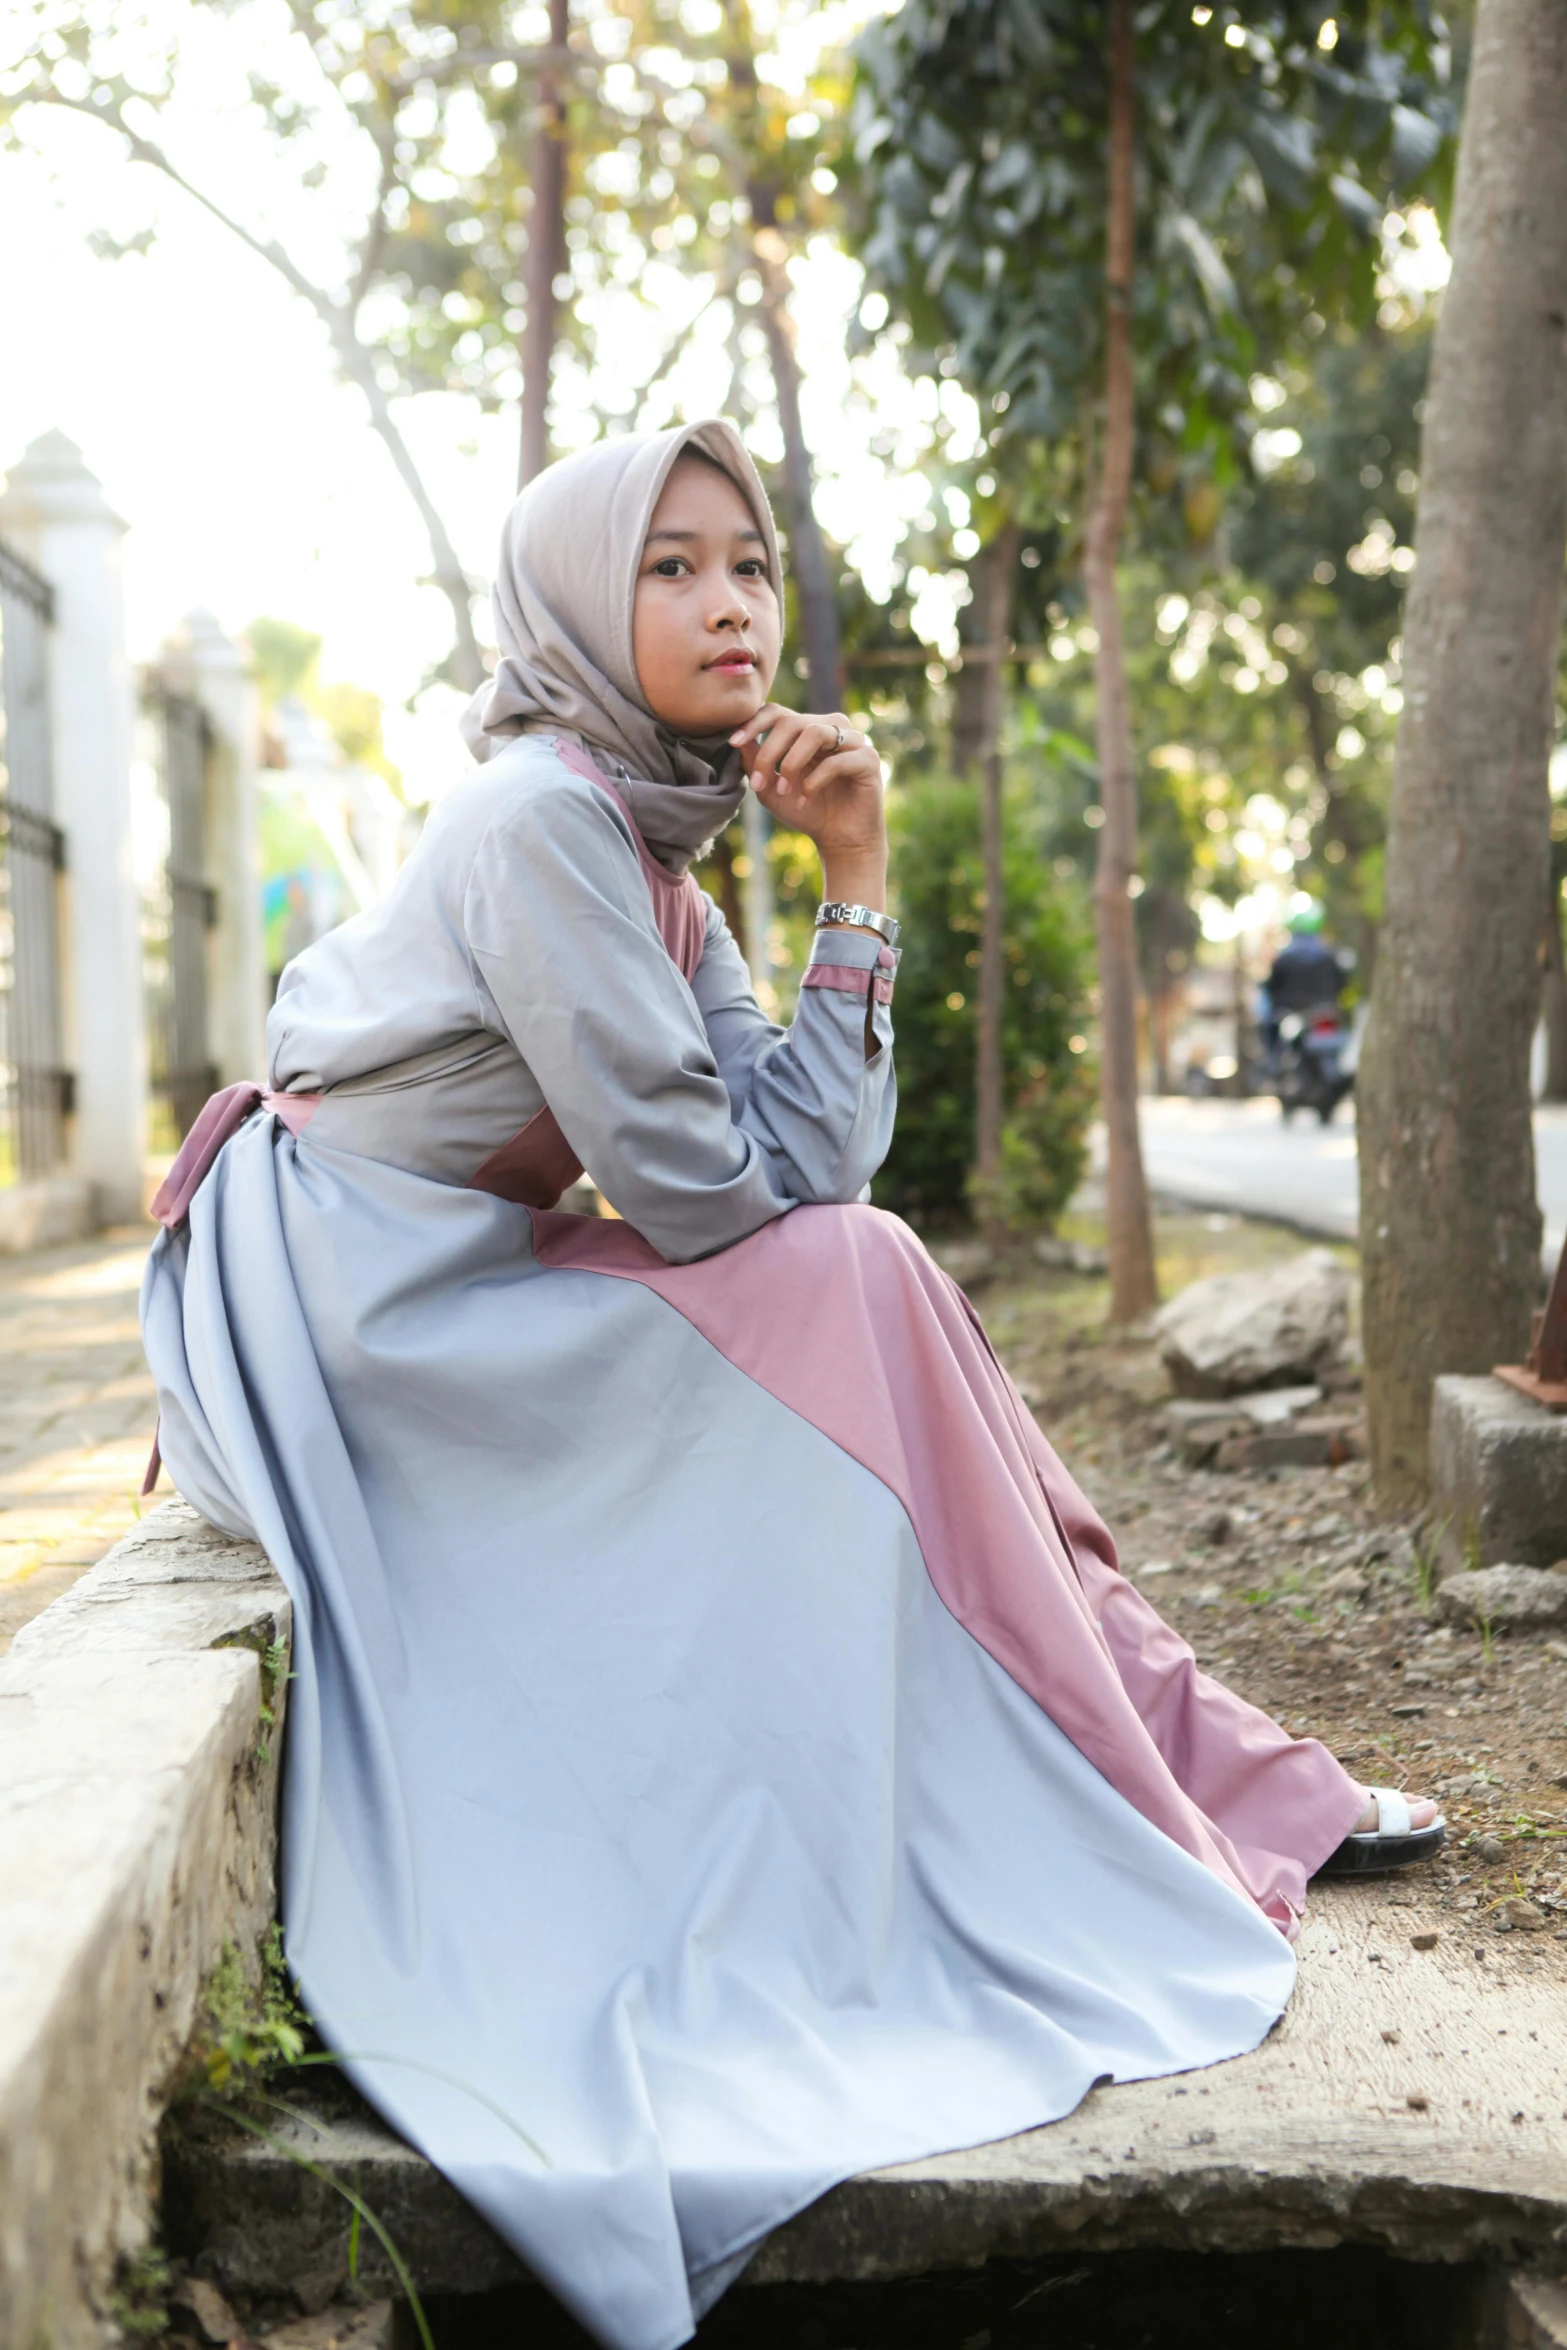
[0, 1225, 157, 1657]
[1137, 1096, 1567, 1264]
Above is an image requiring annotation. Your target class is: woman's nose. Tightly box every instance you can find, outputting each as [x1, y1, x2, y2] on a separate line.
[712, 595, 751, 633]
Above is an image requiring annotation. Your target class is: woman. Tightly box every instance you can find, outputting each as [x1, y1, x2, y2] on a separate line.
[142, 421, 1439, 2350]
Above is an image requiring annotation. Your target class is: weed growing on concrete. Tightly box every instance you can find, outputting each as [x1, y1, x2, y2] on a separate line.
[107, 2246, 174, 2341]
[180, 1935, 437, 2350]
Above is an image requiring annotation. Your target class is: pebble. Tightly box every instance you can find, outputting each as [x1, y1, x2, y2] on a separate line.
[1477, 1835, 1507, 1863]
[1498, 1898, 1546, 1931]
[1193, 1507, 1233, 1545]
[1410, 1931, 1439, 1951]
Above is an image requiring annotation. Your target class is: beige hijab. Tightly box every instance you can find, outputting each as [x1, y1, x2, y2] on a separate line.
[461, 420, 781, 873]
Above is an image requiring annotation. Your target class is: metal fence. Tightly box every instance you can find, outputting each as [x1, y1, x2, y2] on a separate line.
[0, 540, 67, 1184]
[142, 682, 217, 1140]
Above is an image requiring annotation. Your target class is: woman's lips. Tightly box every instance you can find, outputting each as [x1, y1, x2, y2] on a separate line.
[707, 651, 755, 672]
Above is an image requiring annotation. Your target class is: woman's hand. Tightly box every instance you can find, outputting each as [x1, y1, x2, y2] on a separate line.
[730, 703, 889, 913]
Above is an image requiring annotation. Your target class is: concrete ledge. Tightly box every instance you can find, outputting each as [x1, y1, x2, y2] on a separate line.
[0, 1500, 285, 2350]
[169, 1881, 1567, 2306]
[0, 1174, 96, 1256]
[1430, 1376, 1567, 1576]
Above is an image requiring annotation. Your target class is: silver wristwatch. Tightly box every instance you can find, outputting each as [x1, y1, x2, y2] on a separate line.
[816, 902, 901, 950]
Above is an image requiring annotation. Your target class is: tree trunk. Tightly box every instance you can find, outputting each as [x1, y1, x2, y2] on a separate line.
[753, 235, 841, 704]
[519, 0, 569, 488]
[1358, 0, 1567, 1502]
[953, 525, 1021, 1187]
[721, 2, 841, 704]
[1084, 0, 1158, 1325]
[1544, 875, 1567, 1102]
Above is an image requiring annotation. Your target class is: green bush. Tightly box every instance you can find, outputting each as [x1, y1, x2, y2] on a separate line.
[875, 773, 1096, 1231]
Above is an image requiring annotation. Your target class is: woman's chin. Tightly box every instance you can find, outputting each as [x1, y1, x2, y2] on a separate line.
[664, 683, 767, 739]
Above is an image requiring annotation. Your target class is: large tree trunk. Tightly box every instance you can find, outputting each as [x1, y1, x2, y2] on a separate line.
[953, 525, 1021, 1188]
[519, 0, 569, 488]
[1542, 868, 1567, 1102]
[721, 1, 841, 703]
[1084, 0, 1158, 1325]
[1358, 0, 1567, 1502]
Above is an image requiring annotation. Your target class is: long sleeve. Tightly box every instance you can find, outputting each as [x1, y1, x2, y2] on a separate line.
[690, 900, 897, 1207]
[463, 768, 894, 1263]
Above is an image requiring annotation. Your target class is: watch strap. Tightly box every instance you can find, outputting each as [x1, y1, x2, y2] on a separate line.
[815, 901, 901, 950]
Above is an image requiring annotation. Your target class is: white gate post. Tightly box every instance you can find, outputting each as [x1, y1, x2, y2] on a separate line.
[0, 433, 145, 1222]
[162, 609, 266, 1086]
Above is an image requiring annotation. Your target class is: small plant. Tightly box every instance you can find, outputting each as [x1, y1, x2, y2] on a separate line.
[213, 1624, 293, 1765]
[1477, 1609, 1496, 1666]
[195, 1927, 308, 2092]
[108, 2246, 174, 2342]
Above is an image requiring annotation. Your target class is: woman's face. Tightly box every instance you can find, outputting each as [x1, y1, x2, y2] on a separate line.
[632, 454, 781, 735]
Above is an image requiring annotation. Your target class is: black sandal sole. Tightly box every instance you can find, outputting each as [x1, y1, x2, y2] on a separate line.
[1312, 1823, 1446, 1879]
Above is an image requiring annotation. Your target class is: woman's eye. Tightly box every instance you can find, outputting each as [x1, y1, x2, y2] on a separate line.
[736, 560, 766, 579]
[652, 558, 687, 577]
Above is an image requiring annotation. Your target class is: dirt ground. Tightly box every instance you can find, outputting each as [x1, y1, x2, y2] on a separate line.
[959, 1206, 1567, 1976]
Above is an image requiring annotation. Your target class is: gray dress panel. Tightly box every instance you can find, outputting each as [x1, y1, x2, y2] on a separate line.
[141, 738, 1298, 2350]
[269, 743, 895, 1257]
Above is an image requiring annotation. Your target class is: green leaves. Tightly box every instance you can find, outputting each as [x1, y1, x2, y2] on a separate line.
[847, 0, 1456, 499]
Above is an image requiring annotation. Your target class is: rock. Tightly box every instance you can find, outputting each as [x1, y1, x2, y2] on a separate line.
[1213, 1416, 1367, 1473]
[1434, 1564, 1567, 1633]
[1155, 1250, 1351, 1399]
[1321, 1565, 1371, 1601]
[262, 2305, 395, 2350]
[1164, 1386, 1323, 1469]
[1478, 1835, 1508, 1863]
[1410, 1932, 1439, 1952]
[1429, 1376, 1567, 1577]
[1192, 1507, 1233, 1546]
[173, 2276, 248, 2344]
[1034, 1236, 1108, 1277]
[1499, 1899, 1547, 1932]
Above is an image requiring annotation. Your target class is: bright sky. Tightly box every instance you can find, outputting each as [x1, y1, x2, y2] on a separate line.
[1, 0, 936, 801]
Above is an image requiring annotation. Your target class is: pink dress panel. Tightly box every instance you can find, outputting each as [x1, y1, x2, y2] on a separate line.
[526, 1199, 1365, 1932]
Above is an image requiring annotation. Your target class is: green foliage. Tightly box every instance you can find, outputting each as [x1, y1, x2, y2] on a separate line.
[875, 773, 1095, 1228]
[108, 2246, 175, 2343]
[194, 1926, 309, 2095]
[848, 0, 1454, 514]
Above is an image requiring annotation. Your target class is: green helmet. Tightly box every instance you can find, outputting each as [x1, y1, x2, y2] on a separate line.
[1287, 899, 1325, 936]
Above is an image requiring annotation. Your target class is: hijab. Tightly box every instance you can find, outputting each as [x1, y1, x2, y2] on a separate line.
[461, 420, 781, 873]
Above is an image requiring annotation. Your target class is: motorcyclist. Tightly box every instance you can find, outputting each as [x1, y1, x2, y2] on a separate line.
[1261, 901, 1347, 1056]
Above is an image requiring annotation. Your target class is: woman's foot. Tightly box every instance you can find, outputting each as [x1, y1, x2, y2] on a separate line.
[1353, 1794, 1438, 1835]
[1313, 1785, 1446, 1879]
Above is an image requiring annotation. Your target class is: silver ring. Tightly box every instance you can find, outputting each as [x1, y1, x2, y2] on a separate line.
[832, 724, 846, 752]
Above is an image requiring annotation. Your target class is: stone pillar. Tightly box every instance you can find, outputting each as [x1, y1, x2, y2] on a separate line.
[0, 433, 145, 1221]
[161, 609, 266, 1086]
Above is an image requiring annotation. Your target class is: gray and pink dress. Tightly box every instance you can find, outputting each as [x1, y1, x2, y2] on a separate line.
[142, 733, 1362, 2349]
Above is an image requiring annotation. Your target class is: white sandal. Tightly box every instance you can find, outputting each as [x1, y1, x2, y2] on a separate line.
[1314, 1785, 1446, 1878]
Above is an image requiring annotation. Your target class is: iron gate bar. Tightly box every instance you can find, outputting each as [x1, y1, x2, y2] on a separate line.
[0, 532, 68, 1182]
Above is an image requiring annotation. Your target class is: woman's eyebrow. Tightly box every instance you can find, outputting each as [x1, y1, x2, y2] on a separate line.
[645, 526, 768, 546]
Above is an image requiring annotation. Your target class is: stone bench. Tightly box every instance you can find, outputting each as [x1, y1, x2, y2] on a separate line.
[9, 1504, 1567, 2344]
[0, 1501, 286, 2349]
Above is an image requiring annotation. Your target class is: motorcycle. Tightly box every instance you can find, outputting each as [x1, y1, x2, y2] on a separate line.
[1271, 1002, 1354, 1125]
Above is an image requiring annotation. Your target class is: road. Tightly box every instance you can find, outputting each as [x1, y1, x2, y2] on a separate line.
[1135, 1096, 1567, 1269]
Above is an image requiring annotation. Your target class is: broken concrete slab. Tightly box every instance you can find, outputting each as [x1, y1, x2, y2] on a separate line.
[1156, 1250, 1351, 1399]
[1430, 1377, 1567, 1578]
[1434, 1565, 1567, 1634]
[1212, 1415, 1367, 1474]
[0, 1500, 285, 2350]
[166, 1880, 1567, 2313]
[1165, 1386, 1326, 1468]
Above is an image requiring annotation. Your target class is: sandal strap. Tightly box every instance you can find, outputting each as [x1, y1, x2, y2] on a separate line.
[1369, 1785, 1412, 1837]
